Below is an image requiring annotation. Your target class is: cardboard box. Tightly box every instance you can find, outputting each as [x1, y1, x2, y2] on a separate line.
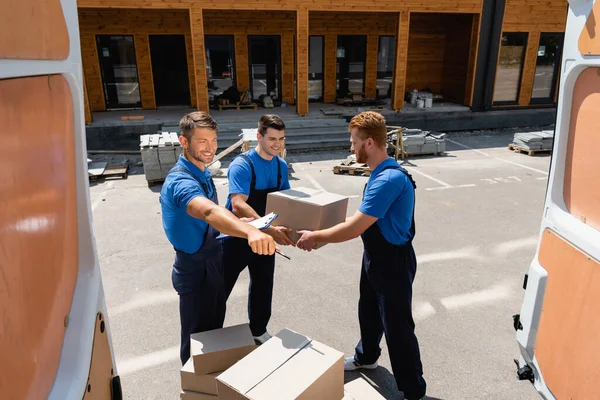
[180, 390, 217, 400]
[181, 359, 221, 395]
[265, 187, 349, 249]
[190, 324, 256, 375]
[342, 378, 386, 399]
[216, 329, 344, 400]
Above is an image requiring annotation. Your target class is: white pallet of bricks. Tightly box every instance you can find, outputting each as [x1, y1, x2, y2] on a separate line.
[140, 131, 183, 183]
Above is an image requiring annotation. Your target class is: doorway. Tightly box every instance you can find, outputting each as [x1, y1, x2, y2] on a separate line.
[309, 36, 324, 101]
[248, 35, 282, 101]
[96, 35, 142, 109]
[336, 35, 367, 99]
[149, 35, 191, 106]
[205, 35, 236, 100]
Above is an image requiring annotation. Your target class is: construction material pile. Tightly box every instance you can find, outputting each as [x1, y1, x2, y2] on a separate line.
[180, 323, 382, 399]
[512, 130, 554, 151]
[388, 129, 446, 156]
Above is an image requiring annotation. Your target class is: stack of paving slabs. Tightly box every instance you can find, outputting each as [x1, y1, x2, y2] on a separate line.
[180, 324, 256, 400]
[400, 129, 446, 156]
[216, 328, 344, 399]
[512, 131, 554, 151]
[140, 131, 183, 182]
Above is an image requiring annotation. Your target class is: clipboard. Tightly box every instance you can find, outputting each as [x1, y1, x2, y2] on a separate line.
[216, 212, 279, 239]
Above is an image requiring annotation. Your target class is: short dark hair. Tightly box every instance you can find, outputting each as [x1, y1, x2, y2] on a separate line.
[179, 111, 218, 140]
[348, 111, 387, 148]
[257, 114, 285, 136]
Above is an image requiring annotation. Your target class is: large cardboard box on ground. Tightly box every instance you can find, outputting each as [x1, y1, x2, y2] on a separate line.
[180, 390, 217, 400]
[190, 324, 256, 375]
[216, 329, 344, 399]
[265, 187, 349, 249]
[342, 378, 386, 399]
[181, 358, 221, 395]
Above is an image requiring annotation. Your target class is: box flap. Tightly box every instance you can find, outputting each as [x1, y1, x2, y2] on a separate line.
[269, 187, 348, 206]
[246, 339, 344, 399]
[216, 329, 311, 395]
[190, 324, 255, 356]
[343, 378, 386, 399]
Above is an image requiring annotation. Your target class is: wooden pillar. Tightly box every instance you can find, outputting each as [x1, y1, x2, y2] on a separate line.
[365, 34, 379, 98]
[282, 33, 295, 105]
[296, 8, 309, 115]
[324, 34, 337, 103]
[464, 14, 481, 106]
[235, 34, 250, 92]
[185, 33, 197, 107]
[518, 30, 541, 106]
[83, 71, 92, 125]
[134, 34, 156, 109]
[189, 6, 209, 112]
[81, 32, 105, 111]
[392, 11, 410, 111]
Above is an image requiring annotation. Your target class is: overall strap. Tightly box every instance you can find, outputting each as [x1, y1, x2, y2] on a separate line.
[368, 163, 417, 240]
[171, 167, 213, 197]
[238, 154, 256, 192]
[275, 156, 282, 189]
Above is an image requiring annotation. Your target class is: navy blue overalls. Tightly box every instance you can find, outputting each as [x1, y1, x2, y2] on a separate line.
[168, 167, 226, 366]
[354, 164, 427, 400]
[223, 154, 282, 337]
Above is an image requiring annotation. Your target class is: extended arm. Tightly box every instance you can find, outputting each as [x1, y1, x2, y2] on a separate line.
[296, 211, 377, 250]
[187, 196, 275, 255]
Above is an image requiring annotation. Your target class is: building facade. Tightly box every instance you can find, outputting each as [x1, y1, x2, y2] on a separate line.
[78, 0, 568, 124]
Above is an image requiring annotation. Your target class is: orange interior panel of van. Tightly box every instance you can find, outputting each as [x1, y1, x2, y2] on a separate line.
[535, 229, 600, 399]
[579, 0, 600, 56]
[0, 75, 79, 399]
[564, 67, 600, 232]
[0, 0, 70, 60]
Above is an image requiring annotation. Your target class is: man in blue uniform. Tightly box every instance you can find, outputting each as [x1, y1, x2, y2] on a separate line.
[223, 114, 295, 344]
[296, 112, 426, 400]
[160, 111, 276, 365]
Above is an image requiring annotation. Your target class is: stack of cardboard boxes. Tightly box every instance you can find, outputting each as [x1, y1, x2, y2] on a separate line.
[180, 324, 255, 399]
[182, 326, 387, 399]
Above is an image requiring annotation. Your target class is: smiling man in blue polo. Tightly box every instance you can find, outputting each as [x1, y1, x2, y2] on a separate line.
[160, 111, 276, 366]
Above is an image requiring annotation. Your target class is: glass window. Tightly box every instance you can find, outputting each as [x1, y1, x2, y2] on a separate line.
[377, 36, 395, 100]
[336, 35, 367, 98]
[309, 36, 324, 101]
[96, 35, 142, 109]
[248, 36, 281, 101]
[493, 32, 528, 104]
[205, 36, 236, 102]
[531, 33, 563, 102]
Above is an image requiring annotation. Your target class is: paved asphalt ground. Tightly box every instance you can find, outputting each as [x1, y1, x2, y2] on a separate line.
[90, 129, 551, 399]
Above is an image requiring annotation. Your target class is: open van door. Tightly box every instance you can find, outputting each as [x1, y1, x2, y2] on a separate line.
[515, 0, 600, 398]
[0, 0, 121, 398]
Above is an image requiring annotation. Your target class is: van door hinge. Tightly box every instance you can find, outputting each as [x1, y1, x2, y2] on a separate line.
[513, 314, 523, 331]
[523, 273, 528, 290]
[514, 359, 535, 383]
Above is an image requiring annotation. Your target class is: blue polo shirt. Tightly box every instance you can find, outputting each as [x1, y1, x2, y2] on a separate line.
[359, 158, 415, 245]
[225, 149, 290, 210]
[160, 155, 216, 254]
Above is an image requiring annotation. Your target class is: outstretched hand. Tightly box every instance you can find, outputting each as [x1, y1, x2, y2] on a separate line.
[296, 230, 317, 251]
[268, 225, 296, 246]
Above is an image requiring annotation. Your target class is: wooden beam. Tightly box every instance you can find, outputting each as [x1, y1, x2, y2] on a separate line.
[324, 34, 337, 103]
[282, 32, 295, 105]
[392, 11, 410, 111]
[296, 8, 309, 115]
[83, 71, 93, 125]
[235, 34, 250, 92]
[134, 33, 156, 109]
[189, 7, 209, 112]
[464, 13, 481, 106]
[519, 30, 541, 106]
[365, 34, 379, 98]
